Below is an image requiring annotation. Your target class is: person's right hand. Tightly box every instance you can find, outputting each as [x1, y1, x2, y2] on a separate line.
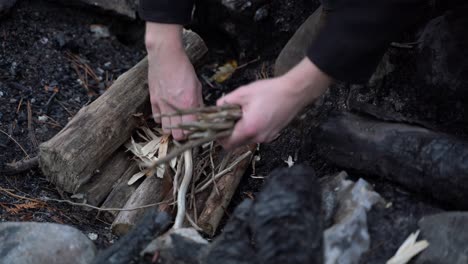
[145, 22, 203, 140]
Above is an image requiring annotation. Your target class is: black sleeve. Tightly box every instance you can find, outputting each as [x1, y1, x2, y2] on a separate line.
[139, 0, 194, 25]
[308, 0, 426, 83]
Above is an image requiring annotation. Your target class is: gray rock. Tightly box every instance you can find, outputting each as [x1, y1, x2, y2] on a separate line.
[324, 178, 383, 264]
[274, 6, 324, 76]
[320, 171, 354, 226]
[0, 222, 96, 264]
[416, 8, 468, 92]
[416, 212, 468, 264]
[0, 0, 16, 17]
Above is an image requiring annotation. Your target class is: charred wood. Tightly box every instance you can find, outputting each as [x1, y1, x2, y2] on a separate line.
[313, 111, 468, 208]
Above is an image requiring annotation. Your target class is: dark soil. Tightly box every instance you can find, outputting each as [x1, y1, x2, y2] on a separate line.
[0, 0, 453, 263]
[0, 0, 146, 248]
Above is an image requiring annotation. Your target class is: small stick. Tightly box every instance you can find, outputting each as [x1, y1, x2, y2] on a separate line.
[0, 128, 29, 158]
[210, 142, 220, 195]
[0, 186, 44, 204]
[154, 104, 241, 119]
[236, 56, 260, 70]
[185, 212, 203, 231]
[196, 151, 252, 193]
[16, 97, 23, 114]
[27, 101, 39, 150]
[172, 156, 184, 205]
[174, 150, 193, 229]
[43, 197, 175, 212]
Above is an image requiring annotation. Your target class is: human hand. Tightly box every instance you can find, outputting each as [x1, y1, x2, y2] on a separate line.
[217, 58, 331, 149]
[145, 22, 203, 140]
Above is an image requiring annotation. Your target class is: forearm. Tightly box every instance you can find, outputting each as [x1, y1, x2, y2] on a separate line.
[280, 57, 332, 108]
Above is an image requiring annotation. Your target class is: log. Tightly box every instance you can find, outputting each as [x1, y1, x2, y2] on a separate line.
[76, 148, 132, 206]
[111, 171, 173, 236]
[39, 30, 208, 193]
[99, 162, 140, 222]
[312, 111, 468, 208]
[197, 144, 255, 236]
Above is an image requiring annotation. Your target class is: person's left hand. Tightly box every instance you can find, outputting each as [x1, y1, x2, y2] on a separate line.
[216, 58, 331, 150]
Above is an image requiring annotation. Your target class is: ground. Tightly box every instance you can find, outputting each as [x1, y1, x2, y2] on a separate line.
[0, 0, 445, 262]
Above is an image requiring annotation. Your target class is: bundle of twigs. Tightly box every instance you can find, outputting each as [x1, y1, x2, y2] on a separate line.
[125, 105, 250, 233]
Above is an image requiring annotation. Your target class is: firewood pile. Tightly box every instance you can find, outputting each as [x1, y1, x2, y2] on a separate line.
[38, 30, 254, 237]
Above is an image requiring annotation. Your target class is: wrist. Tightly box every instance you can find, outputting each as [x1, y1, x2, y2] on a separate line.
[145, 22, 184, 54]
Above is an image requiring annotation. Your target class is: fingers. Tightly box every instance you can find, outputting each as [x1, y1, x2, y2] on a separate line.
[216, 87, 255, 150]
[151, 103, 161, 123]
[170, 115, 185, 141]
[220, 119, 255, 150]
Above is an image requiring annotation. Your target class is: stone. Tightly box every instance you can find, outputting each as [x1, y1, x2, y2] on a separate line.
[324, 178, 383, 264]
[275, 6, 324, 76]
[320, 171, 354, 226]
[0, 222, 96, 264]
[415, 212, 468, 264]
[416, 7, 468, 93]
[0, 0, 16, 17]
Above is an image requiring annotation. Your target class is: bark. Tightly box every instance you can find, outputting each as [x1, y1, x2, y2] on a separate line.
[76, 149, 132, 206]
[313, 111, 468, 208]
[111, 171, 173, 236]
[39, 30, 208, 193]
[99, 162, 140, 222]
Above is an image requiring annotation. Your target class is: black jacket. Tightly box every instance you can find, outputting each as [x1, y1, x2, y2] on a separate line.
[139, 0, 425, 83]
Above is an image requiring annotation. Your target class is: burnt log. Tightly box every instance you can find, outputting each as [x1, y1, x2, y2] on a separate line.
[153, 165, 323, 264]
[39, 30, 207, 194]
[92, 210, 171, 264]
[313, 111, 468, 208]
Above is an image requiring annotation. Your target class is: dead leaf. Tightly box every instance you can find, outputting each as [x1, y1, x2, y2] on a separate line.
[210, 60, 238, 83]
[5, 201, 43, 214]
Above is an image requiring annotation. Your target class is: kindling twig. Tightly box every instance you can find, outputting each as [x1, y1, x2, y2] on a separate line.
[153, 104, 241, 119]
[43, 197, 175, 212]
[174, 150, 193, 229]
[195, 150, 252, 193]
[147, 130, 232, 168]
